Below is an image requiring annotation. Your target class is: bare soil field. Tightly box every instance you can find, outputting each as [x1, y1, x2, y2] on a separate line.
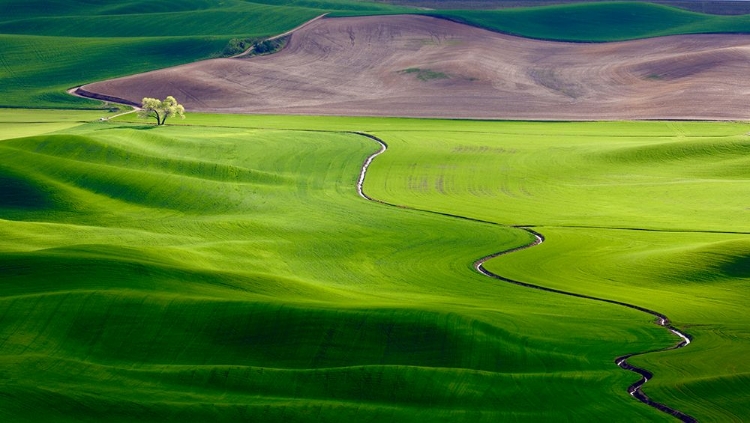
[82, 15, 750, 120]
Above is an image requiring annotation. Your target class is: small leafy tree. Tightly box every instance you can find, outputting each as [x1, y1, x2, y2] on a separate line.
[139, 96, 185, 125]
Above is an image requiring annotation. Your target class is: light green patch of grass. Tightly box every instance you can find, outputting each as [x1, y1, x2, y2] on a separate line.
[0, 109, 108, 139]
[363, 120, 750, 232]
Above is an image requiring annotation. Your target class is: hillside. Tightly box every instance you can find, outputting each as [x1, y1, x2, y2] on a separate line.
[83, 14, 750, 120]
[0, 0, 404, 109]
[4, 1, 750, 109]
[0, 114, 681, 422]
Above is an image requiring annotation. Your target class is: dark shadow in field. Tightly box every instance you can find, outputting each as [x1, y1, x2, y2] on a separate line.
[0, 171, 52, 211]
[94, 124, 158, 131]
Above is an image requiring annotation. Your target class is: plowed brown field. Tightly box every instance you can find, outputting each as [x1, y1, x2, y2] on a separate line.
[82, 15, 750, 120]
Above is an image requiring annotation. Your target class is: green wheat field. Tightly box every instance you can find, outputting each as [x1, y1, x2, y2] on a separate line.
[2, 0, 750, 422]
[0, 111, 748, 421]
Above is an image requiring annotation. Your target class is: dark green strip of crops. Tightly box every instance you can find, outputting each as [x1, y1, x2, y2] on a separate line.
[427, 2, 750, 42]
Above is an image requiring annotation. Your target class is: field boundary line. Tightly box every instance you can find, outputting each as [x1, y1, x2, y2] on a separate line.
[232, 13, 328, 58]
[66, 87, 140, 121]
[353, 130, 697, 423]
[535, 224, 750, 235]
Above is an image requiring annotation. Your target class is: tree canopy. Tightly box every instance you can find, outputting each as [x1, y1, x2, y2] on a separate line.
[139, 96, 185, 125]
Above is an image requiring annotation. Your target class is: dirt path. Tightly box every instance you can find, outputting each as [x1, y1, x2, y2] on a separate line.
[67, 86, 140, 121]
[231, 13, 328, 58]
[354, 131, 697, 422]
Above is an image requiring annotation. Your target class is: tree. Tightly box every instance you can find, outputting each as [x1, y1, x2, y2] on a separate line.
[139, 96, 185, 125]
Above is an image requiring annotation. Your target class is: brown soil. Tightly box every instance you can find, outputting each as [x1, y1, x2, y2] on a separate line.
[82, 15, 750, 120]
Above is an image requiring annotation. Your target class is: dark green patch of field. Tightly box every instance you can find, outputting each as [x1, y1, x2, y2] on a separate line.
[430, 2, 750, 41]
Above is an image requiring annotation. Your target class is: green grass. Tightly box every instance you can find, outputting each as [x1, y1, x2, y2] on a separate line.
[118, 113, 750, 420]
[399, 68, 450, 81]
[353, 118, 750, 421]
[2, 112, 749, 420]
[484, 227, 750, 422]
[0, 110, 696, 422]
[0, 33, 233, 108]
[0, 109, 114, 139]
[4, 2, 750, 421]
[432, 2, 750, 42]
[360, 120, 750, 232]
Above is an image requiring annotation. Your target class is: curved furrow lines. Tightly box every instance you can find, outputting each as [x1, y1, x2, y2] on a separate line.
[354, 131, 696, 422]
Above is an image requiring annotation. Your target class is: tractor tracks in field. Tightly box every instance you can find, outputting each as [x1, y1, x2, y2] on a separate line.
[353, 131, 697, 423]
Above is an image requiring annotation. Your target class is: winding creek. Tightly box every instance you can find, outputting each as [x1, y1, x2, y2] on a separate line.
[354, 131, 697, 422]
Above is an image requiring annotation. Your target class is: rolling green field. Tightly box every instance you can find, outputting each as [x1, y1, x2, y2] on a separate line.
[3, 1, 750, 421]
[0, 111, 748, 421]
[3, 0, 750, 109]
[360, 118, 750, 422]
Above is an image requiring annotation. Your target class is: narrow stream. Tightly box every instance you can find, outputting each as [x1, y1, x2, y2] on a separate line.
[355, 131, 696, 422]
